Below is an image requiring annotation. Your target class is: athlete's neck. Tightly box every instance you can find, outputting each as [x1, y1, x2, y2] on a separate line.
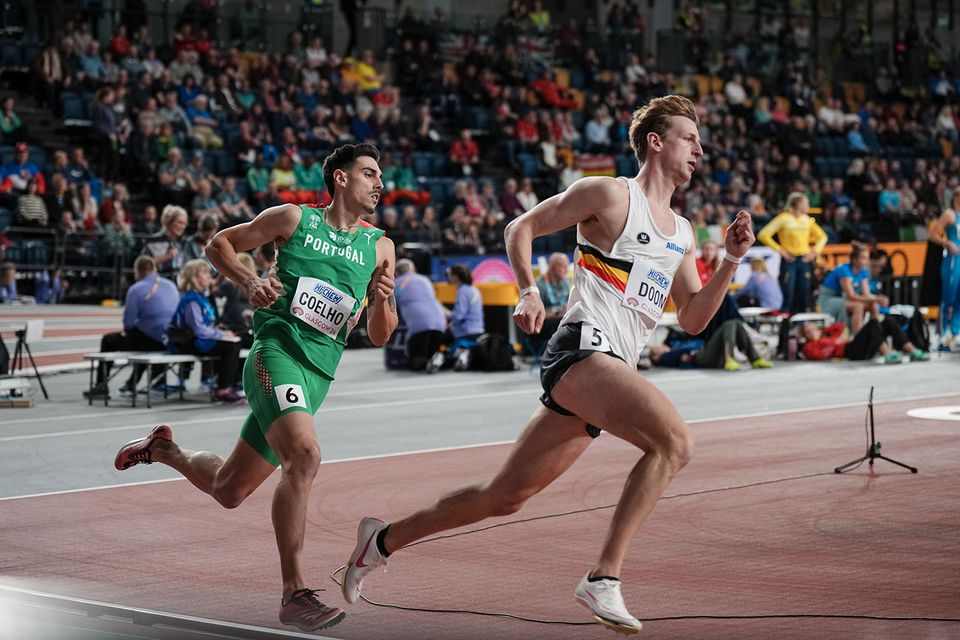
[324, 199, 361, 231]
[634, 164, 676, 215]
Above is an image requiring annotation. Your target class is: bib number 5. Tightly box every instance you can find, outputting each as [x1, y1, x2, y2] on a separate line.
[579, 323, 610, 352]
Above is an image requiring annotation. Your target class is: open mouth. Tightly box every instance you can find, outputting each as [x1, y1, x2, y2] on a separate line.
[687, 161, 697, 171]
[370, 193, 380, 204]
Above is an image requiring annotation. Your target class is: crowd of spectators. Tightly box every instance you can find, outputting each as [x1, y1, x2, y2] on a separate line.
[0, 1, 959, 298]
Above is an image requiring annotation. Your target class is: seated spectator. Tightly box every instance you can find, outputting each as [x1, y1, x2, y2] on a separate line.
[530, 70, 577, 110]
[157, 147, 194, 208]
[1, 96, 24, 143]
[246, 153, 271, 206]
[847, 121, 869, 154]
[585, 107, 613, 152]
[733, 258, 783, 309]
[499, 177, 525, 219]
[34, 266, 66, 304]
[66, 147, 93, 186]
[182, 213, 220, 264]
[528, 252, 571, 353]
[84, 256, 179, 398]
[134, 204, 161, 236]
[102, 204, 136, 263]
[799, 318, 929, 364]
[218, 177, 255, 225]
[44, 174, 75, 226]
[292, 153, 329, 205]
[15, 179, 49, 226]
[190, 179, 221, 221]
[449, 129, 479, 176]
[650, 320, 773, 371]
[72, 181, 101, 233]
[168, 259, 243, 402]
[216, 252, 257, 348]
[695, 240, 721, 286]
[877, 178, 902, 216]
[140, 204, 188, 277]
[0, 262, 17, 302]
[516, 177, 539, 212]
[271, 154, 312, 203]
[381, 153, 429, 207]
[100, 183, 130, 227]
[253, 242, 276, 278]
[818, 242, 886, 334]
[394, 258, 447, 371]
[426, 263, 485, 373]
[2, 142, 45, 195]
[478, 211, 505, 254]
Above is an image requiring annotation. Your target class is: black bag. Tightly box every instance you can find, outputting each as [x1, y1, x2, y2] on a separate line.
[889, 312, 930, 351]
[165, 323, 195, 351]
[473, 333, 517, 371]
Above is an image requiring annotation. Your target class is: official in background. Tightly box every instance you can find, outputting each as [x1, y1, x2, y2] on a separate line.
[84, 256, 179, 398]
[394, 259, 446, 370]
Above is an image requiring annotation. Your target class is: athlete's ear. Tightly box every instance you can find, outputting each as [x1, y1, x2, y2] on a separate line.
[334, 168, 348, 188]
[647, 132, 662, 153]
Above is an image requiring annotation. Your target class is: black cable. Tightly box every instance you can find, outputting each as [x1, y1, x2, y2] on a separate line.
[330, 470, 960, 626]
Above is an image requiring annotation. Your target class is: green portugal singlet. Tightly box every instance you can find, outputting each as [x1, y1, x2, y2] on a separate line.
[254, 204, 385, 377]
[240, 204, 385, 466]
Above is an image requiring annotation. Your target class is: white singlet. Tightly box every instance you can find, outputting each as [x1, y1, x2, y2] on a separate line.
[561, 177, 695, 368]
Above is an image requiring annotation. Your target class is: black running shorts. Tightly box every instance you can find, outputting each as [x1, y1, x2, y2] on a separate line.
[538, 321, 625, 438]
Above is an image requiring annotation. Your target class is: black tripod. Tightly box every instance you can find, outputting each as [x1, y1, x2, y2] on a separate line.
[11, 328, 48, 400]
[834, 387, 916, 474]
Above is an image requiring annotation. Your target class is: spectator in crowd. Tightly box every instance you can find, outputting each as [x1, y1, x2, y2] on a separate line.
[695, 240, 720, 285]
[757, 191, 828, 313]
[799, 317, 929, 364]
[877, 177, 902, 216]
[218, 176, 255, 225]
[0, 262, 18, 302]
[529, 252, 571, 352]
[394, 258, 447, 371]
[134, 204, 161, 236]
[293, 153, 328, 204]
[84, 256, 179, 398]
[449, 129, 480, 176]
[157, 147, 193, 208]
[66, 147, 93, 186]
[499, 177, 525, 219]
[516, 177, 539, 212]
[190, 179, 221, 220]
[3, 142, 45, 195]
[817, 242, 886, 334]
[168, 259, 242, 402]
[733, 257, 783, 309]
[426, 263, 485, 373]
[15, 179, 49, 226]
[381, 153, 429, 207]
[141, 204, 188, 277]
[102, 203, 136, 263]
[216, 252, 257, 348]
[181, 213, 220, 265]
[43, 174, 75, 226]
[91, 86, 120, 180]
[1, 96, 23, 143]
[72, 180, 100, 233]
[650, 320, 773, 371]
[186, 95, 224, 150]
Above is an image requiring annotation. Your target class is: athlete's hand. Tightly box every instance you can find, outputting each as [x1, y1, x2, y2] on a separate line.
[949, 241, 959, 255]
[514, 291, 545, 335]
[724, 210, 755, 259]
[369, 260, 395, 306]
[247, 276, 285, 308]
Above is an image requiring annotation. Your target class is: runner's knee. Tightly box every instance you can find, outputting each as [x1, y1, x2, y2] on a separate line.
[212, 482, 251, 509]
[664, 424, 695, 469]
[280, 444, 322, 479]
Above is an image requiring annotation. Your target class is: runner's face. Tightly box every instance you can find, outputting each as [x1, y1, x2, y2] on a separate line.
[343, 156, 383, 214]
[658, 116, 702, 185]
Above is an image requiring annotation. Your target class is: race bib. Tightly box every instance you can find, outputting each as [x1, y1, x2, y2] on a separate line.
[579, 322, 611, 352]
[289, 277, 356, 338]
[621, 257, 671, 322]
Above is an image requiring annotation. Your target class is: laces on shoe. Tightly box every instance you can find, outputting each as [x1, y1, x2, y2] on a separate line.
[290, 588, 326, 607]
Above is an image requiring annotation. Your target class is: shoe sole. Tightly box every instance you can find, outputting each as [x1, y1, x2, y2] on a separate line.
[282, 609, 346, 632]
[576, 597, 643, 634]
[114, 425, 173, 470]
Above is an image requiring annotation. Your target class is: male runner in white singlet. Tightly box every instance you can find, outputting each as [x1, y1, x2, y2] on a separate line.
[341, 95, 755, 633]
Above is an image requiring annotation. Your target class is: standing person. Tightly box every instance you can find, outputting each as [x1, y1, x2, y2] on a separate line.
[342, 96, 755, 633]
[113, 144, 397, 632]
[757, 191, 828, 314]
[393, 258, 447, 371]
[84, 256, 178, 398]
[930, 190, 960, 349]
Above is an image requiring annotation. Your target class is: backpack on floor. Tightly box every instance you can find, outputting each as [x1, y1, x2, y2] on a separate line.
[473, 333, 517, 371]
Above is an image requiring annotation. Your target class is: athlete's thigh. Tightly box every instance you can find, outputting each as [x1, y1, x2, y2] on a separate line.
[264, 410, 322, 467]
[551, 353, 688, 452]
[486, 404, 594, 497]
[216, 435, 279, 494]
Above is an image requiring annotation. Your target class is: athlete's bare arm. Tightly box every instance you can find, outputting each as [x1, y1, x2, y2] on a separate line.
[206, 203, 301, 308]
[366, 235, 398, 346]
[506, 177, 627, 334]
[932, 209, 958, 254]
[670, 210, 755, 335]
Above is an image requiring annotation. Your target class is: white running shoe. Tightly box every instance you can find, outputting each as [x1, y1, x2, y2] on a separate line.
[575, 573, 643, 634]
[342, 517, 388, 604]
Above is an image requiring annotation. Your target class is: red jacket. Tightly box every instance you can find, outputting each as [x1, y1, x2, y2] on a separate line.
[801, 322, 847, 360]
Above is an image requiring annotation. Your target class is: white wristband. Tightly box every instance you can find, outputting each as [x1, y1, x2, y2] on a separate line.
[520, 286, 540, 297]
[723, 253, 743, 265]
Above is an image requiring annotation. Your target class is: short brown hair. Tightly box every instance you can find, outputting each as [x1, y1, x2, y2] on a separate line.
[133, 255, 156, 276]
[628, 95, 699, 166]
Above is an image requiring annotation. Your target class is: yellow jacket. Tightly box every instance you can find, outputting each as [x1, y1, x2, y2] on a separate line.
[757, 212, 828, 257]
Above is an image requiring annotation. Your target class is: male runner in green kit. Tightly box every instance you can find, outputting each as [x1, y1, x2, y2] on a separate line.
[113, 143, 397, 632]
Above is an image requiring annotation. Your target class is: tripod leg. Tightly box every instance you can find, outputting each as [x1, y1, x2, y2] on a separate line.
[834, 455, 869, 474]
[875, 454, 918, 473]
[23, 341, 49, 400]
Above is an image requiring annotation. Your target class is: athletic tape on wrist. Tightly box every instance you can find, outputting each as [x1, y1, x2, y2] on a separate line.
[520, 286, 540, 297]
[723, 253, 743, 265]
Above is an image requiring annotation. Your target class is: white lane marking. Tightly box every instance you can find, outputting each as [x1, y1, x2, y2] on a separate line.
[1, 390, 956, 502]
[905, 406, 960, 421]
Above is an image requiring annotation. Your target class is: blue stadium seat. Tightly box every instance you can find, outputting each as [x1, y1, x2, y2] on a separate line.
[0, 207, 13, 232]
[423, 178, 447, 204]
[615, 155, 637, 176]
[0, 42, 21, 68]
[216, 150, 236, 176]
[569, 68, 585, 90]
[203, 153, 216, 173]
[517, 153, 538, 178]
[470, 106, 490, 130]
[411, 153, 432, 177]
[814, 158, 829, 177]
[61, 92, 86, 120]
[428, 152, 448, 176]
[0, 145, 12, 166]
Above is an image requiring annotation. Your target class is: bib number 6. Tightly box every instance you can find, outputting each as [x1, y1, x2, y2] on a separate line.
[276, 383, 307, 410]
[579, 323, 610, 352]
